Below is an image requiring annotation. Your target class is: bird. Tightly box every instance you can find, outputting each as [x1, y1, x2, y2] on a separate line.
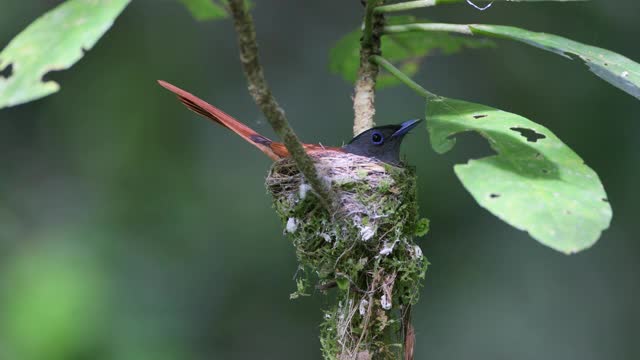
[157, 80, 421, 165]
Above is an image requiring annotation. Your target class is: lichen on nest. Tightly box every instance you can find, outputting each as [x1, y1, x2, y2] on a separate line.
[266, 151, 429, 360]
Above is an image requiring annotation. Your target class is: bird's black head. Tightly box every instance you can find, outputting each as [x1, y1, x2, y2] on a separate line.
[342, 119, 422, 165]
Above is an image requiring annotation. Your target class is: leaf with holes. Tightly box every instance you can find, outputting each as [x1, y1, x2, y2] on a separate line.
[426, 95, 612, 254]
[0, 0, 130, 109]
[329, 17, 494, 89]
[469, 25, 640, 100]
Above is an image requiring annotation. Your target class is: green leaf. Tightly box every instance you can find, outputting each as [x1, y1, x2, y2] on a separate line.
[178, 0, 254, 21]
[426, 95, 612, 254]
[329, 17, 494, 89]
[469, 25, 640, 100]
[0, 0, 130, 109]
[329, 30, 361, 84]
[179, 0, 228, 21]
[336, 277, 350, 291]
[415, 218, 430, 237]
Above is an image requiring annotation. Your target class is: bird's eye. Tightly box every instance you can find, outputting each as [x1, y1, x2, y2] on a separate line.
[371, 131, 384, 145]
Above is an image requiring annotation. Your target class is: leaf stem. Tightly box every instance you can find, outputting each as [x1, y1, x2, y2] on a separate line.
[384, 23, 473, 36]
[371, 55, 437, 99]
[374, 0, 437, 13]
[227, 0, 337, 212]
[376, 0, 586, 13]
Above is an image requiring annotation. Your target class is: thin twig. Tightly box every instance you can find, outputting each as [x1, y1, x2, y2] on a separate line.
[384, 22, 473, 36]
[227, 0, 337, 212]
[315, 280, 366, 294]
[352, 0, 385, 136]
[374, 0, 437, 13]
[371, 55, 437, 99]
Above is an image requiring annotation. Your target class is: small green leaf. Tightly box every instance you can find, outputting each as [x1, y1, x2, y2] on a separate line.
[290, 277, 310, 299]
[329, 30, 361, 84]
[415, 218, 430, 237]
[178, 0, 254, 21]
[336, 277, 350, 291]
[0, 0, 130, 109]
[426, 95, 612, 254]
[329, 17, 493, 88]
[179, 0, 228, 21]
[469, 25, 640, 100]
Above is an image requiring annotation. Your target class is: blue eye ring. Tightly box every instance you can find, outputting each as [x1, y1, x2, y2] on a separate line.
[371, 131, 384, 145]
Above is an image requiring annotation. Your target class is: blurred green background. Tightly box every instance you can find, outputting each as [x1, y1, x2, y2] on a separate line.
[1, 1, 639, 359]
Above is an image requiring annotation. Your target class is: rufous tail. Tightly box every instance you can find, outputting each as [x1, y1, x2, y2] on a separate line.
[158, 80, 283, 160]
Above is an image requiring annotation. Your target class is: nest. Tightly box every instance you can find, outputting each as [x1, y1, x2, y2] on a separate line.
[266, 151, 429, 360]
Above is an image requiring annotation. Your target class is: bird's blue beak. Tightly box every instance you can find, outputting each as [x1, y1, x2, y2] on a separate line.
[391, 119, 423, 138]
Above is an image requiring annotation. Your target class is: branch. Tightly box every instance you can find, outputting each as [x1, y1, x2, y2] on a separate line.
[227, 0, 337, 212]
[371, 55, 437, 99]
[374, 0, 437, 13]
[352, 0, 386, 136]
[383, 23, 473, 36]
[376, 0, 587, 13]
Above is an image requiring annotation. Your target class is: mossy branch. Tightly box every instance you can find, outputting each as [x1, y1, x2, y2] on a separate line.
[352, 0, 386, 136]
[227, 0, 337, 212]
[267, 153, 427, 360]
[226, 3, 428, 360]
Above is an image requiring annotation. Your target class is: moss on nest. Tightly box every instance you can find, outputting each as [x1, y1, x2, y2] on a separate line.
[266, 151, 428, 360]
